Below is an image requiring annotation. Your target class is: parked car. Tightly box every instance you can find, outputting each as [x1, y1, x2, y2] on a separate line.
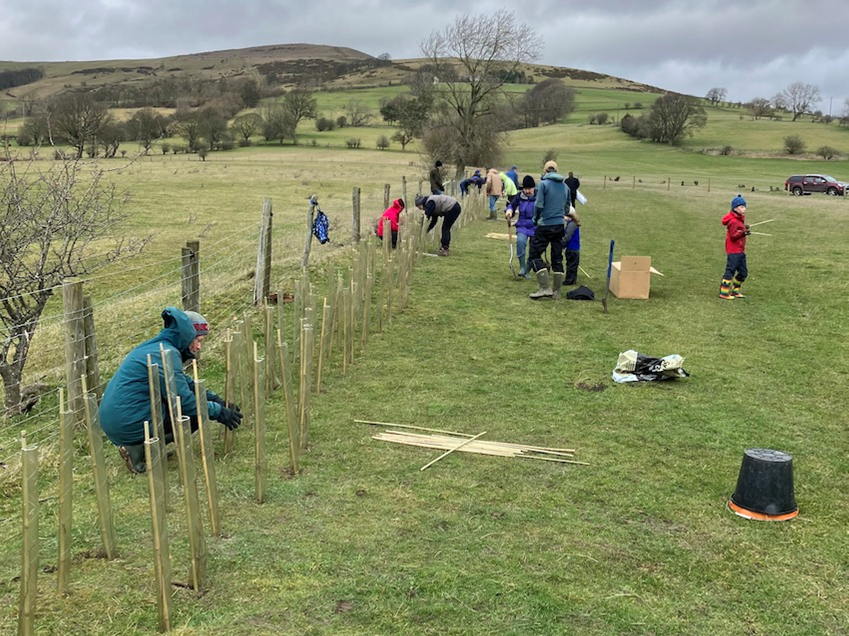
[784, 174, 847, 196]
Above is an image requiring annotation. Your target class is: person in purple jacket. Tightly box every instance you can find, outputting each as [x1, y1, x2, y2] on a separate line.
[505, 175, 537, 278]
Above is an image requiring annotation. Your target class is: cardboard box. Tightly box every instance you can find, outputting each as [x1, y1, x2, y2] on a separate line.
[609, 256, 663, 299]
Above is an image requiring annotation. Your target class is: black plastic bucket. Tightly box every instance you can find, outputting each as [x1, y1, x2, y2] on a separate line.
[729, 448, 798, 521]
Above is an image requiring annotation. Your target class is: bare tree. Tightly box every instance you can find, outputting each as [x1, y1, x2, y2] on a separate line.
[0, 157, 149, 413]
[344, 99, 374, 127]
[281, 89, 318, 142]
[520, 79, 576, 127]
[781, 82, 821, 121]
[231, 113, 264, 144]
[747, 97, 773, 120]
[49, 93, 112, 158]
[261, 104, 296, 144]
[126, 107, 168, 154]
[645, 93, 707, 145]
[420, 10, 541, 173]
[705, 87, 727, 105]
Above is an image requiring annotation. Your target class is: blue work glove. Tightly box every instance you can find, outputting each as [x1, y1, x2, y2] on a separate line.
[216, 406, 243, 431]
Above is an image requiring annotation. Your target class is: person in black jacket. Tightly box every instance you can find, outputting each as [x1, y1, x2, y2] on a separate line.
[429, 160, 444, 194]
[564, 171, 580, 208]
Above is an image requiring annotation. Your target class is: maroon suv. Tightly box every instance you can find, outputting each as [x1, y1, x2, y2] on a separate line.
[784, 174, 847, 196]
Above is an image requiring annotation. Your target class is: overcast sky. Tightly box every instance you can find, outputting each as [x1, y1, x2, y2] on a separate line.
[2, 0, 847, 113]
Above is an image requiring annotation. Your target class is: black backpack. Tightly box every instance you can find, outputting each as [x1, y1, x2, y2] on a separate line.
[565, 285, 594, 301]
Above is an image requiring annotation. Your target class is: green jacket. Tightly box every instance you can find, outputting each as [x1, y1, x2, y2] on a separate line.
[99, 306, 221, 446]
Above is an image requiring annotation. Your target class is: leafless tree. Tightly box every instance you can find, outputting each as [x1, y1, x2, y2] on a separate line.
[780, 82, 821, 121]
[344, 99, 374, 127]
[0, 157, 149, 413]
[520, 79, 576, 127]
[646, 93, 707, 145]
[705, 87, 727, 105]
[281, 89, 318, 142]
[231, 113, 264, 144]
[420, 10, 541, 174]
[747, 97, 773, 120]
[49, 92, 112, 158]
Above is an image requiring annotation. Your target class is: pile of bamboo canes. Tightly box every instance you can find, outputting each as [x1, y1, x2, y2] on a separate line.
[356, 420, 588, 468]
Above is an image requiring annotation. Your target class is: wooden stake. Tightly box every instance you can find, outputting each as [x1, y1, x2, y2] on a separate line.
[748, 218, 774, 228]
[420, 431, 487, 471]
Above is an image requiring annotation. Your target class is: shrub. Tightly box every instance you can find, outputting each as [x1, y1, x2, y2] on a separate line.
[783, 135, 806, 155]
[720, 145, 733, 156]
[594, 112, 609, 125]
[336, 115, 348, 128]
[197, 146, 209, 161]
[816, 145, 838, 160]
[16, 132, 32, 146]
[315, 117, 335, 132]
[161, 143, 171, 155]
[345, 138, 361, 149]
[542, 148, 558, 164]
[238, 138, 251, 147]
[376, 135, 390, 150]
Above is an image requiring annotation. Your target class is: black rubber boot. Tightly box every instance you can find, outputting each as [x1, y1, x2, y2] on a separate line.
[118, 444, 147, 474]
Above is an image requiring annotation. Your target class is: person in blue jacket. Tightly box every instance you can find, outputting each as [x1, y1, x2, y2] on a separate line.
[562, 211, 581, 285]
[99, 307, 242, 474]
[505, 174, 537, 278]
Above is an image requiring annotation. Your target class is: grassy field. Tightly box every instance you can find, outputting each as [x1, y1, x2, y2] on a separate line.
[1, 86, 849, 635]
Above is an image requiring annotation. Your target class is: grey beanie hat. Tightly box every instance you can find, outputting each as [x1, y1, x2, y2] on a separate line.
[184, 310, 209, 337]
[415, 195, 428, 207]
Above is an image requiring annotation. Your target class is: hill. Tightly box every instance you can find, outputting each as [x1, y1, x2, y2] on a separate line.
[0, 42, 662, 109]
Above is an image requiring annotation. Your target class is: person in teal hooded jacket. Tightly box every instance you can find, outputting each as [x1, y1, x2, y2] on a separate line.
[527, 160, 570, 300]
[99, 306, 242, 474]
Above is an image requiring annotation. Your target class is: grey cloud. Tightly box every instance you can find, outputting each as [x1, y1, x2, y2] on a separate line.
[1, 0, 846, 109]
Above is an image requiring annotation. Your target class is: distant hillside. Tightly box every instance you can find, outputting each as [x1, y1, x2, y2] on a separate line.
[0, 42, 663, 107]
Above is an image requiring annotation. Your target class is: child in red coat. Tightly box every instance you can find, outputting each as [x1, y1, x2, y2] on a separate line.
[719, 195, 750, 299]
[376, 198, 405, 248]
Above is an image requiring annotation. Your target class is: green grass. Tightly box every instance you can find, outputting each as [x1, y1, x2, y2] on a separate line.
[2, 95, 849, 635]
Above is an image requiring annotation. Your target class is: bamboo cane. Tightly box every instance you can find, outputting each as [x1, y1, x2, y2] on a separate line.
[143, 421, 173, 633]
[748, 218, 774, 227]
[749, 231, 771, 236]
[192, 365, 221, 537]
[420, 431, 487, 471]
[578, 266, 592, 279]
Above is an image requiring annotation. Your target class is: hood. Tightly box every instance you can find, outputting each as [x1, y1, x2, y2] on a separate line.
[722, 210, 744, 226]
[160, 306, 200, 353]
[389, 198, 405, 214]
[487, 168, 499, 176]
[541, 172, 565, 182]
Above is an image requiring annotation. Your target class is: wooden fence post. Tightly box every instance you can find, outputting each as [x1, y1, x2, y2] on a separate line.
[383, 184, 391, 210]
[402, 175, 408, 209]
[352, 187, 361, 244]
[82, 295, 101, 402]
[18, 432, 39, 636]
[57, 390, 73, 596]
[181, 241, 200, 313]
[300, 195, 317, 269]
[62, 277, 86, 428]
[253, 197, 273, 306]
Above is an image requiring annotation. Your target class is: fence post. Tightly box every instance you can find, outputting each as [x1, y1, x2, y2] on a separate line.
[300, 195, 317, 269]
[18, 432, 39, 636]
[82, 295, 101, 402]
[62, 278, 86, 428]
[253, 197, 273, 306]
[383, 184, 391, 210]
[402, 176, 407, 209]
[181, 241, 200, 313]
[352, 187, 361, 244]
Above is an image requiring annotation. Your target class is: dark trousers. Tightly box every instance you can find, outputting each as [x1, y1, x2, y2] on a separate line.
[564, 249, 580, 284]
[440, 204, 461, 248]
[162, 406, 200, 442]
[378, 231, 398, 248]
[723, 252, 748, 281]
[529, 224, 565, 273]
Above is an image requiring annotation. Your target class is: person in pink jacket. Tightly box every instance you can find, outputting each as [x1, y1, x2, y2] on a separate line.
[376, 198, 405, 248]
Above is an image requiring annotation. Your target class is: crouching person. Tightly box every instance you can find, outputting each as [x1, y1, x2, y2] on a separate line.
[99, 307, 242, 474]
[415, 193, 462, 256]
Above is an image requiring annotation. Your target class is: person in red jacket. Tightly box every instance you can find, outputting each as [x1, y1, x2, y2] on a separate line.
[719, 195, 750, 299]
[376, 198, 405, 248]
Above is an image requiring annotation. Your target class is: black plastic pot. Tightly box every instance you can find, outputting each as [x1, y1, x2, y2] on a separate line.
[729, 448, 798, 520]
